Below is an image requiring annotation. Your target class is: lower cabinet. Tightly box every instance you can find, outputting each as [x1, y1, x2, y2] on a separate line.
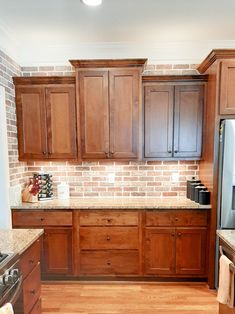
[16, 238, 42, 314]
[12, 210, 73, 279]
[43, 228, 73, 276]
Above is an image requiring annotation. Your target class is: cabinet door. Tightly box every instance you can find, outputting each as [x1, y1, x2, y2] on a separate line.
[219, 61, 235, 114]
[145, 228, 175, 275]
[144, 85, 174, 158]
[15, 86, 47, 160]
[175, 228, 207, 275]
[46, 86, 77, 159]
[79, 71, 109, 159]
[43, 228, 72, 276]
[174, 85, 203, 158]
[109, 70, 140, 159]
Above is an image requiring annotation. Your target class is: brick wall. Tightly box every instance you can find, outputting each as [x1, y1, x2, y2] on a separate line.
[0, 50, 28, 187]
[20, 63, 200, 198]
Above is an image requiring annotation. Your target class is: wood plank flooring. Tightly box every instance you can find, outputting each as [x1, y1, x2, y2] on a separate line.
[41, 282, 218, 314]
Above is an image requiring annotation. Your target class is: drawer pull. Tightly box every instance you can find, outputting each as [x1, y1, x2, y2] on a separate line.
[106, 236, 111, 241]
[107, 261, 111, 266]
[30, 289, 36, 295]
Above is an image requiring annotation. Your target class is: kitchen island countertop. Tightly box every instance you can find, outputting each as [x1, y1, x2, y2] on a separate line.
[0, 229, 43, 255]
[11, 197, 211, 210]
[217, 229, 235, 251]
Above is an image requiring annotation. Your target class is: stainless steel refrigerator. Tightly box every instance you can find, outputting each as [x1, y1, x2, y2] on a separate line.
[215, 119, 235, 287]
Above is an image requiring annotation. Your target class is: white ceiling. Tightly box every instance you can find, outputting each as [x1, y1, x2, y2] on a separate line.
[1, 0, 235, 65]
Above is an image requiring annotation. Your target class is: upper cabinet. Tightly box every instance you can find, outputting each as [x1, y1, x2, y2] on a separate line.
[219, 61, 235, 115]
[143, 76, 207, 159]
[70, 59, 147, 160]
[13, 77, 77, 161]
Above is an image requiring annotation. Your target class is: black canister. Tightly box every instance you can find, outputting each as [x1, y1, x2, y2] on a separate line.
[186, 177, 201, 199]
[190, 182, 203, 201]
[199, 190, 211, 205]
[194, 186, 207, 203]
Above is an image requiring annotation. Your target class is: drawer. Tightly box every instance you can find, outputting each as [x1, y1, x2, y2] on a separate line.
[29, 298, 41, 314]
[20, 239, 41, 280]
[23, 263, 41, 314]
[80, 210, 139, 226]
[80, 250, 139, 275]
[80, 227, 139, 250]
[12, 210, 72, 227]
[146, 210, 208, 227]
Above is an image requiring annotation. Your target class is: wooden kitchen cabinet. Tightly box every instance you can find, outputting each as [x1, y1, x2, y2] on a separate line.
[13, 77, 77, 161]
[144, 210, 208, 277]
[219, 61, 235, 114]
[70, 59, 147, 160]
[12, 209, 73, 278]
[143, 76, 206, 159]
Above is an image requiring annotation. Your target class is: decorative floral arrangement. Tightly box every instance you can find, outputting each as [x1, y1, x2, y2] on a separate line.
[22, 177, 40, 203]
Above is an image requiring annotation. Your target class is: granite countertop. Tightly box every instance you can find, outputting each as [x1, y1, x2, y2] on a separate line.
[0, 229, 43, 255]
[217, 230, 235, 251]
[11, 197, 211, 210]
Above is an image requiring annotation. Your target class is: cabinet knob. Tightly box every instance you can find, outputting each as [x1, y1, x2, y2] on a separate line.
[174, 150, 178, 153]
[168, 150, 172, 154]
[40, 218, 44, 221]
[177, 232, 182, 237]
[30, 289, 36, 295]
[106, 236, 111, 241]
[48, 151, 52, 155]
[107, 261, 111, 266]
[29, 259, 34, 264]
[171, 233, 175, 237]
[107, 219, 112, 223]
[105, 152, 109, 158]
[175, 217, 179, 222]
[43, 151, 47, 155]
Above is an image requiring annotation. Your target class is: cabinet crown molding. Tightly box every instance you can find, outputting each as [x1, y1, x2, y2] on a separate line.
[13, 76, 75, 85]
[142, 75, 208, 82]
[69, 58, 147, 68]
[198, 49, 235, 73]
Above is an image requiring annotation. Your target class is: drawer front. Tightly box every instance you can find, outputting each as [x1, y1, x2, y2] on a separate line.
[80, 251, 139, 275]
[146, 210, 207, 226]
[20, 239, 41, 280]
[80, 227, 139, 250]
[12, 210, 72, 226]
[23, 263, 41, 314]
[29, 298, 41, 314]
[80, 210, 139, 226]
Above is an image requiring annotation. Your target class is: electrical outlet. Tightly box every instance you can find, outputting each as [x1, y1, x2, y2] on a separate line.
[107, 173, 115, 183]
[171, 172, 179, 183]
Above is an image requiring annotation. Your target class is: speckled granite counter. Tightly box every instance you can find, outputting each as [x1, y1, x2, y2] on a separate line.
[0, 229, 43, 255]
[217, 230, 235, 251]
[11, 198, 211, 210]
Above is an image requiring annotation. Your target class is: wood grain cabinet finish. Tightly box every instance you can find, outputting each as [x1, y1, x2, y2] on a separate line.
[143, 79, 205, 159]
[17, 239, 42, 314]
[219, 61, 235, 114]
[13, 77, 77, 161]
[144, 210, 208, 277]
[72, 59, 147, 160]
[12, 210, 73, 278]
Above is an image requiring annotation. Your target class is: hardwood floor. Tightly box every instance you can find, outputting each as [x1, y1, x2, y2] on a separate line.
[41, 282, 218, 314]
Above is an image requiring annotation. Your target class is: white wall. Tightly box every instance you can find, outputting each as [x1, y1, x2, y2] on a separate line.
[0, 86, 11, 229]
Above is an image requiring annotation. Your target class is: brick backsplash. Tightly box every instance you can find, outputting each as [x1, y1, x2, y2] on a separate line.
[0, 50, 29, 187]
[26, 160, 199, 198]
[1, 55, 200, 196]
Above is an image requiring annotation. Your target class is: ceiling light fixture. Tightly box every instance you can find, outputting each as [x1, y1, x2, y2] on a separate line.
[81, 0, 102, 6]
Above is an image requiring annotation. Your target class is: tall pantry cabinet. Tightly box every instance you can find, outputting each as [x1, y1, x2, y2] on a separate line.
[70, 59, 147, 160]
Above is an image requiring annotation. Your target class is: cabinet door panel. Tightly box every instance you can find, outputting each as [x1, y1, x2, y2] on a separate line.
[46, 86, 77, 159]
[176, 228, 207, 275]
[109, 70, 139, 159]
[43, 228, 72, 275]
[145, 228, 175, 275]
[144, 85, 174, 158]
[174, 85, 203, 158]
[79, 71, 109, 159]
[219, 61, 235, 114]
[16, 86, 47, 160]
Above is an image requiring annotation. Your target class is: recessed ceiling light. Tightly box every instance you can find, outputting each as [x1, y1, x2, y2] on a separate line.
[81, 0, 102, 6]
